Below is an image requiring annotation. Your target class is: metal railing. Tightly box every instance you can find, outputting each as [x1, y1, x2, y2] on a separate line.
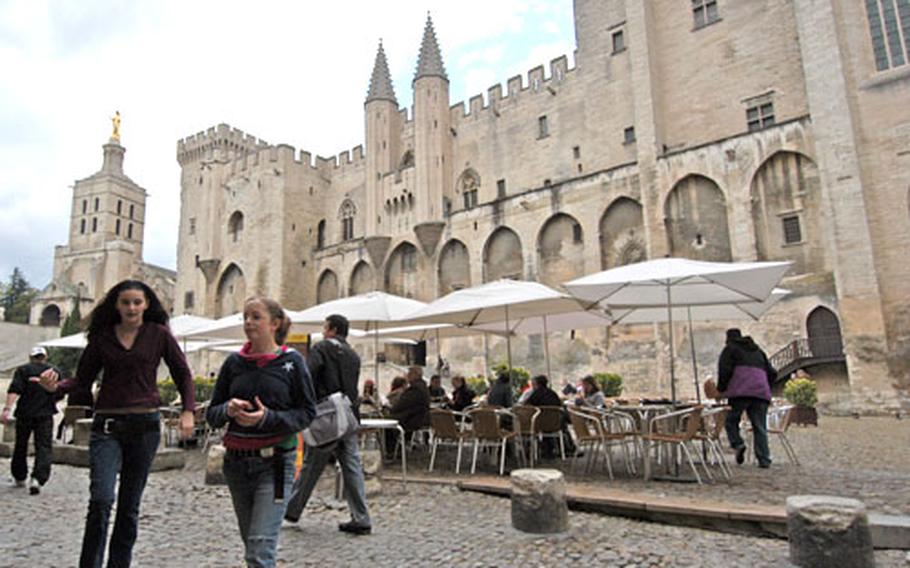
[770, 336, 845, 380]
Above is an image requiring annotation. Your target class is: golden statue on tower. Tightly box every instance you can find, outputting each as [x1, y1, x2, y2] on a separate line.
[111, 110, 121, 142]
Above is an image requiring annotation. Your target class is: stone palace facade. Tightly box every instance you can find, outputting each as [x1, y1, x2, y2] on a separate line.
[174, 1, 910, 412]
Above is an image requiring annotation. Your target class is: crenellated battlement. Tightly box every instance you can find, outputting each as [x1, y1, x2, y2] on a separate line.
[178, 121, 366, 181]
[176, 123, 270, 166]
[447, 54, 575, 127]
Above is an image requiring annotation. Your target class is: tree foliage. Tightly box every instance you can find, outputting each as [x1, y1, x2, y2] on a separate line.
[1, 267, 37, 323]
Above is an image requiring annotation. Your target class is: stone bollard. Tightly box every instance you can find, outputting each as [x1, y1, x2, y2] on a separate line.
[787, 495, 875, 568]
[73, 418, 94, 446]
[2, 417, 15, 443]
[205, 444, 226, 485]
[360, 448, 383, 497]
[511, 469, 569, 534]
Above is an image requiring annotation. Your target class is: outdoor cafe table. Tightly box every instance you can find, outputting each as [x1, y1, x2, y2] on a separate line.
[612, 404, 676, 480]
[359, 418, 407, 488]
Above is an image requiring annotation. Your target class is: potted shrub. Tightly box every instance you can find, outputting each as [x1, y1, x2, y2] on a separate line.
[593, 372, 623, 397]
[465, 375, 490, 397]
[490, 363, 531, 398]
[783, 376, 819, 426]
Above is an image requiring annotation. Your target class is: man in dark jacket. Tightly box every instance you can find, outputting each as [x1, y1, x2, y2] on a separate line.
[717, 328, 777, 468]
[447, 375, 475, 412]
[2, 346, 62, 494]
[390, 366, 430, 433]
[526, 375, 561, 407]
[487, 371, 513, 408]
[525, 375, 575, 457]
[285, 314, 372, 535]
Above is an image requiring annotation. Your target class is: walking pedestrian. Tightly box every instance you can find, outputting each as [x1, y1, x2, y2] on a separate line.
[2, 346, 62, 494]
[36, 279, 197, 568]
[284, 314, 372, 536]
[717, 328, 777, 468]
[207, 297, 316, 567]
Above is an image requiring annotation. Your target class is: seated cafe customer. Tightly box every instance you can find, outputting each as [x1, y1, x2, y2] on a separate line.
[448, 375, 475, 411]
[487, 371, 513, 408]
[387, 367, 430, 451]
[428, 374, 447, 403]
[576, 375, 606, 408]
[526, 375, 576, 458]
[385, 376, 408, 410]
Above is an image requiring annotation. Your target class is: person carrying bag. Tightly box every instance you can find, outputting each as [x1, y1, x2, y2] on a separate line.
[285, 314, 372, 535]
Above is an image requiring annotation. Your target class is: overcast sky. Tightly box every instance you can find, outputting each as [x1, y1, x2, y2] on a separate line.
[0, 0, 576, 289]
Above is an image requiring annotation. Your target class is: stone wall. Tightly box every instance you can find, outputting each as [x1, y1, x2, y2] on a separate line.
[173, 1, 909, 411]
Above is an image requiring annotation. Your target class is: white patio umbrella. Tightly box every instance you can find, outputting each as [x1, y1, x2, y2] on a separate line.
[615, 288, 790, 401]
[40, 332, 87, 349]
[180, 312, 246, 342]
[395, 279, 592, 376]
[289, 291, 427, 331]
[170, 314, 215, 337]
[40, 314, 215, 350]
[288, 291, 429, 378]
[564, 258, 792, 402]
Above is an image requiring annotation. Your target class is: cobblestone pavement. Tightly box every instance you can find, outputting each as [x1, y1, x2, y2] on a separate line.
[1, 416, 908, 567]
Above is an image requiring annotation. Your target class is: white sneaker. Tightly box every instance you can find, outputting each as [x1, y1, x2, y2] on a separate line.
[13, 479, 26, 488]
[29, 478, 40, 495]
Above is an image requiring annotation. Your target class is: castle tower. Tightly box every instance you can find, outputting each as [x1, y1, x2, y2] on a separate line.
[365, 41, 400, 237]
[411, 14, 451, 256]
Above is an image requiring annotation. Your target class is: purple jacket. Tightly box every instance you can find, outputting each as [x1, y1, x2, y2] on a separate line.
[717, 336, 776, 402]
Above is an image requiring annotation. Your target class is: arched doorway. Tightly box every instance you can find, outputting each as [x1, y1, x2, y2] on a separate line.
[39, 304, 61, 326]
[216, 264, 246, 318]
[807, 306, 843, 358]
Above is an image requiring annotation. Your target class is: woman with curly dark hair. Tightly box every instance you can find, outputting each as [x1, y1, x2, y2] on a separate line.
[37, 279, 196, 567]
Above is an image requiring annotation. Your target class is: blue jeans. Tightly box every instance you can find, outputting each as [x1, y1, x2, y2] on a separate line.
[223, 452, 295, 568]
[284, 434, 371, 527]
[80, 413, 161, 568]
[725, 398, 771, 466]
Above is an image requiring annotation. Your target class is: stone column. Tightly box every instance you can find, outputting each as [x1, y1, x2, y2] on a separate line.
[511, 468, 568, 534]
[73, 418, 94, 447]
[787, 495, 875, 568]
[2, 417, 15, 443]
[361, 448, 382, 497]
[205, 444, 226, 485]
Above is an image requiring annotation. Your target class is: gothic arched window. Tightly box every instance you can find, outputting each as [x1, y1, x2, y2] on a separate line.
[458, 169, 480, 210]
[228, 211, 244, 243]
[339, 200, 356, 241]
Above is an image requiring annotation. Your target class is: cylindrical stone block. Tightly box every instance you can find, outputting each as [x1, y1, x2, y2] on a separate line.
[73, 418, 94, 447]
[787, 495, 875, 568]
[2, 417, 15, 443]
[511, 468, 569, 534]
[361, 449, 382, 477]
[205, 444, 226, 485]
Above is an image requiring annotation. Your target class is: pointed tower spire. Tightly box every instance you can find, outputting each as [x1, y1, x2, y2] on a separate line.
[366, 40, 397, 104]
[414, 13, 447, 83]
